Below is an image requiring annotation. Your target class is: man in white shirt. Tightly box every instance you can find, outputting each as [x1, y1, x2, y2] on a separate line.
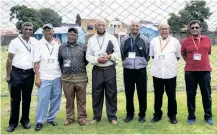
[6, 22, 38, 132]
[34, 24, 62, 131]
[86, 19, 121, 125]
[149, 22, 181, 124]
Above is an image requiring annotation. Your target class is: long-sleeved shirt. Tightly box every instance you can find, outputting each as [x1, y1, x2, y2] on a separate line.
[86, 32, 121, 67]
[58, 42, 88, 83]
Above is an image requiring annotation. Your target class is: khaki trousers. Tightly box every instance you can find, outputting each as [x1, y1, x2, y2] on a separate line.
[62, 81, 87, 120]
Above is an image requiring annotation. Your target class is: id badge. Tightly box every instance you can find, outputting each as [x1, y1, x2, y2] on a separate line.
[128, 52, 136, 59]
[64, 59, 71, 67]
[158, 54, 165, 60]
[47, 57, 55, 68]
[193, 53, 201, 61]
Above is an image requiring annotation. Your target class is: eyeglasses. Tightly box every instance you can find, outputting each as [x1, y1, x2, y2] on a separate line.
[24, 28, 33, 31]
[191, 27, 200, 30]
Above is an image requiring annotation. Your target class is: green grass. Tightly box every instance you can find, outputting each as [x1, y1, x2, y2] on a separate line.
[1, 91, 217, 134]
[1, 45, 217, 95]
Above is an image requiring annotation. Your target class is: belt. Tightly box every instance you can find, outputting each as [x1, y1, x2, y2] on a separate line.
[94, 64, 115, 70]
[12, 66, 33, 73]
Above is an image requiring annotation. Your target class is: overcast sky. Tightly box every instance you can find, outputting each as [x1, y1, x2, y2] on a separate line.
[1, 0, 217, 31]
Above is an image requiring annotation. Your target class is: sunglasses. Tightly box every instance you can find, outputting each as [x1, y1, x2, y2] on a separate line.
[24, 28, 33, 31]
[191, 27, 200, 30]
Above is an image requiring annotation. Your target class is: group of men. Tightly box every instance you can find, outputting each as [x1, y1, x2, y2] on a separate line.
[5, 19, 214, 132]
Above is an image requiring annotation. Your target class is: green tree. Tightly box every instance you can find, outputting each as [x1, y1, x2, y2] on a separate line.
[168, 0, 212, 33]
[9, 5, 62, 32]
[38, 8, 62, 27]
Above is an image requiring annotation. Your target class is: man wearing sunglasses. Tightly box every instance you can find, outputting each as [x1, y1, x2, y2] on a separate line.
[181, 20, 213, 125]
[6, 22, 38, 132]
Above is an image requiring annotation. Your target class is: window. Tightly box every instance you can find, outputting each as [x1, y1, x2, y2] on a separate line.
[87, 25, 93, 30]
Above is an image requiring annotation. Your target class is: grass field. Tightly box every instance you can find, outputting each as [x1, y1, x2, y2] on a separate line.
[1, 91, 217, 134]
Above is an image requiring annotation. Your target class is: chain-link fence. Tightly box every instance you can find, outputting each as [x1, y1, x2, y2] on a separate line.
[1, 0, 217, 96]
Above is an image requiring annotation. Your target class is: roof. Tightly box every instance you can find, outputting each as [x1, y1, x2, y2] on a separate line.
[141, 24, 159, 31]
[34, 26, 86, 34]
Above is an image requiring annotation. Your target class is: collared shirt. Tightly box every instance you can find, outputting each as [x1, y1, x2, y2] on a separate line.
[8, 35, 38, 70]
[86, 32, 121, 67]
[33, 37, 61, 80]
[58, 42, 88, 83]
[150, 35, 181, 79]
[181, 35, 212, 71]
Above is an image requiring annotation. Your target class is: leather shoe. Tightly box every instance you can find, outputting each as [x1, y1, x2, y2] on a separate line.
[48, 121, 58, 126]
[79, 119, 86, 126]
[35, 123, 43, 131]
[151, 116, 162, 123]
[64, 119, 74, 126]
[23, 122, 31, 129]
[205, 118, 214, 125]
[138, 117, 146, 123]
[124, 116, 134, 122]
[110, 120, 117, 125]
[7, 125, 16, 132]
[169, 117, 178, 124]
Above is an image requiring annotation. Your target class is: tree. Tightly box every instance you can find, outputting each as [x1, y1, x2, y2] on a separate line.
[168, 0, 212, 33]
[38, 8, 62, 27]
[9, 5, 62, 32]
[75, 14, 81, 26]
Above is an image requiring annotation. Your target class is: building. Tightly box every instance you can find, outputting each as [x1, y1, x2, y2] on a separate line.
[81, 19, 109, 34]
[34, 24, 86, 44]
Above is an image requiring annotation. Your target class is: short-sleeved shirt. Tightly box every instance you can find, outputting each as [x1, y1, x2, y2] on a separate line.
[149, 35, 181, 79]
[181, 35, 212, 71]
[33, 37, 61, 80]
[8, 35, 38, 70]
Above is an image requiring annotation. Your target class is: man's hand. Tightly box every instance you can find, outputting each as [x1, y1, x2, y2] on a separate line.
[35, 77, 41, 87]
[101, 54, 111, 60]
[97, 57, 108, 63]
[5, 75, 10, 83]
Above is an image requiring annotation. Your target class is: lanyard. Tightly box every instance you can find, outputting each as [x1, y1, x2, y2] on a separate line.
[45, 43, 54, 56]
[159, 36, 170, 52]
[130, 37, 135, 52]
[191, 36, 201, 53]
[97, 35, 105, 50]
[18, 37, 31, 53]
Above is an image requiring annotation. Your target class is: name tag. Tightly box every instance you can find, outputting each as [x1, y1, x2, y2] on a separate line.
[158, 54, 165, 60]
[47, 57, 55, 68]
[128, 52, 136, 59]
[64, 59, 71, 67]
[193, 53, 201, 61]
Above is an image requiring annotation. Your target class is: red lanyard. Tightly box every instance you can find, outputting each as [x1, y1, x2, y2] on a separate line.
[159, 36, 170, 52]
[191, 35, 201, 53]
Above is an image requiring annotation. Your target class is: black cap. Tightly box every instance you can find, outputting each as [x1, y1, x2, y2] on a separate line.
[68, 27, 78, 34]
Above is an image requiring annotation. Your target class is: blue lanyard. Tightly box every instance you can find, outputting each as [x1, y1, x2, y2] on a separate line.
[130, 37, 134, 52]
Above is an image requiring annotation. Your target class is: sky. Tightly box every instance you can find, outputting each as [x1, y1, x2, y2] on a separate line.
[0, 0, 217, 31]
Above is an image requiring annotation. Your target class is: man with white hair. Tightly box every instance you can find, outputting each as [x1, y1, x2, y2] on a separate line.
[149, 22, 181, 124]
[120, 20, 149, 123]
[86, 19, 121, 125]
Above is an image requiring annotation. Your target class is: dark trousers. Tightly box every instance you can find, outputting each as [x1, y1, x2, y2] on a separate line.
[9, 66, 34, 127]
[153, 76, 177, 118]
[124, 68, 147, 118]
[92, 65, 117, 121]
[185, 71, 212, 120]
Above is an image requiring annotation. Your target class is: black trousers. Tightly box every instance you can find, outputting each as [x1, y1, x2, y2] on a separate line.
[153, 76, 177, 118]
[92, 65, 117, 121]
[124, 68, 147, 118]
[9, 66, 34, 126]
[185, 71, 212, 120]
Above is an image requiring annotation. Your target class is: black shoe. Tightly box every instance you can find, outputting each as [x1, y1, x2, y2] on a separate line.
[151, 116, 162, 123]
[169, 117, 178, 124]
[124, 116, 134, 122]
[48, 121, 58, 126]
[7, 125, 16, 132]
[138, 117, 146, 123]
[22, 122, 31, 129]
[35, 123, 43, 131]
